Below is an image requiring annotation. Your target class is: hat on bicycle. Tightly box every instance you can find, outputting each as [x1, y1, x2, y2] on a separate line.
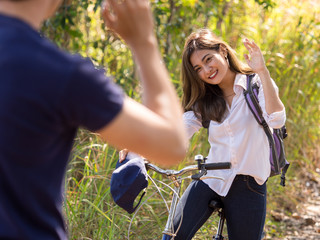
[110, 153, 148, 214]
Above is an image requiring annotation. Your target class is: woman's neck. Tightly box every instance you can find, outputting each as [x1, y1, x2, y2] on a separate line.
[218, 70, 236, 96]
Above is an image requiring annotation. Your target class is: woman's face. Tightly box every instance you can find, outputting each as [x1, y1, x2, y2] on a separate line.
[190, 48, 229, 85]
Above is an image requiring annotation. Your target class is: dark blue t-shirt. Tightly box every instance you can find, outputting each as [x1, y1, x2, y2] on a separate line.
[0, 15, 124, 239]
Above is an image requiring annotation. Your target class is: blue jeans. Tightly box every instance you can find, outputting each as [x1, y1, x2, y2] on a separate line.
[173, 175, 267, 240]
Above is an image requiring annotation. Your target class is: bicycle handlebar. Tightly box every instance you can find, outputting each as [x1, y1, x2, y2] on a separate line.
[145, 155, 231, 178]
[204, 162, 231, 170]
[145, 163, 199, 177]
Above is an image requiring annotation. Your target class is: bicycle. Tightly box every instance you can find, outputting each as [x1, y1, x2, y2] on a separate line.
[127, 154, 231, 240]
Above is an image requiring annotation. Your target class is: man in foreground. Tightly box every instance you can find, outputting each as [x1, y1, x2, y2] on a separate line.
[0, 0, 187, 239]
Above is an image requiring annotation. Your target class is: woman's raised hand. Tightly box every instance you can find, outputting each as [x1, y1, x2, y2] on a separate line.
[243, 38, 268, 74]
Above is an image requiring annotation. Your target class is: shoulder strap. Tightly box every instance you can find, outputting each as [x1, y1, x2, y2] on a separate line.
[243, 74, 280, 174]
[243, 74, 264, 124]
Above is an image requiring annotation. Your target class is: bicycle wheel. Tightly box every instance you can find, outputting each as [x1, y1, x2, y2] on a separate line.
[126, 176, 188, 239]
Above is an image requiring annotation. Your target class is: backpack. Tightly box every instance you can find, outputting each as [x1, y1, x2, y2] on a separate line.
[202, 74, 290, 186]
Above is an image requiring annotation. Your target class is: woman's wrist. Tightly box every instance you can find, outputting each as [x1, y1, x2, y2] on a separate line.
[256, 67, 270, 80]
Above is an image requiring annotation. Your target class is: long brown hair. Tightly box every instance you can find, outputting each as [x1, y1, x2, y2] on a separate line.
[181, 28, 253, 123]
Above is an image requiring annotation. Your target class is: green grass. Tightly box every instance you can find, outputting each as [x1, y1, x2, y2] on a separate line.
[61, 0, 320, 239]
[63, 132, 224, 239]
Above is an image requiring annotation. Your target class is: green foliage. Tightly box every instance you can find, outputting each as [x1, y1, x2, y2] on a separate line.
[254, 0, 276, 9]
[42, 0, 320, 239]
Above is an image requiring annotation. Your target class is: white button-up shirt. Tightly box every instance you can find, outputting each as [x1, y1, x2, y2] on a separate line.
[184, 73, 286, 196]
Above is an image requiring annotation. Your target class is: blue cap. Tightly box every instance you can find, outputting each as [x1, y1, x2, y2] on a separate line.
[110, 154, 148, 214]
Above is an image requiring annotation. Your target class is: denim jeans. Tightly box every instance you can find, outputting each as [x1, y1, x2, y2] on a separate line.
[173, 175, 267, 240]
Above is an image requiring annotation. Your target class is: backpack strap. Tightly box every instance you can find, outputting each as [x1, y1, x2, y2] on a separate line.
[280, 162, 289, 187]
[243, 74, 280, 174]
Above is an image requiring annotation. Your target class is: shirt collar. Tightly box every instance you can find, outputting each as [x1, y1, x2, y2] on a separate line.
[233, 73, 247, 93]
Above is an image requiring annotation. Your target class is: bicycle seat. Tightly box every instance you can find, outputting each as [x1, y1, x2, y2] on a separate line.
[208, 200, 223, 210]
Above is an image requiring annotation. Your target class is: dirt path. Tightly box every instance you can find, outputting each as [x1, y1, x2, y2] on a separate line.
[270, 171, 320, 239]
[282, 190, 320, 239]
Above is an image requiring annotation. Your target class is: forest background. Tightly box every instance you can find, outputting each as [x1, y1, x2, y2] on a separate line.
[42, 0, 320, 239]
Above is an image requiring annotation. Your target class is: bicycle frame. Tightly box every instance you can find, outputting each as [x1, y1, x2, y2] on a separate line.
[214, 209, 226, 240]
[145, 155, 231, 240]
[161, 176, 180, 240]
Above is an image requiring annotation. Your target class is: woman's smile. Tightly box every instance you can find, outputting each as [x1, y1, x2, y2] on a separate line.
[208, 70, 218, 80]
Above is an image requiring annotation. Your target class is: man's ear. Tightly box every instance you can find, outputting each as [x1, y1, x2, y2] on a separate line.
[46, 0, 63, 19]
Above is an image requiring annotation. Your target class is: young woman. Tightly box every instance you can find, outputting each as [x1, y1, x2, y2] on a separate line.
[172, 29, 286, 240]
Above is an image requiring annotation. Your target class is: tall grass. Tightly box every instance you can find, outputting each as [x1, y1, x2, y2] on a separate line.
[62, 0, 320, 239]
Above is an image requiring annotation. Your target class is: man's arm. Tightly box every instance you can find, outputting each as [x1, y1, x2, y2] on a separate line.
[98, 0, 187, 166]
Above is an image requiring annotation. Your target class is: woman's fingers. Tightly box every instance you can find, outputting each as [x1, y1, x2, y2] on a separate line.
[119, 149, 129, 162]
[243, 38, 260, 53]
[243, 39, 252, 53]
[243, 38, 254, 46]
[251, 40, 260, 49]
[244, 53, 250, 62]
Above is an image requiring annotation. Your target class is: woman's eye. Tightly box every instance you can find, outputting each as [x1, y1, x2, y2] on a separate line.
[206, 57, 212, 63]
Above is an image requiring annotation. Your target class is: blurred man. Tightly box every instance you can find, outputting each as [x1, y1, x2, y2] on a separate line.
[0, 0, 187, 239]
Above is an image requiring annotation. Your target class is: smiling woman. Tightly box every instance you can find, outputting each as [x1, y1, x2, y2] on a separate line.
[173, 28, 286, 240]
[181, 29, 254, 123]
[191, 50, 228, 85]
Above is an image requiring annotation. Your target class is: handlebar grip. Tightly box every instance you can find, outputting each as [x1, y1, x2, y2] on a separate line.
[204, 162, 231, 170]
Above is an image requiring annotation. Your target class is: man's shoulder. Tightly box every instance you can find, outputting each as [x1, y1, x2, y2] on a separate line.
[5, 32, 84, 79]
[0, 15, 82, 71]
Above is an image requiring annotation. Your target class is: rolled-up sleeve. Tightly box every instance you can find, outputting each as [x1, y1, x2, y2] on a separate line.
[256, 77, 286, 129]
[263, 109, 286, 129]
[183, 111, 202, 139]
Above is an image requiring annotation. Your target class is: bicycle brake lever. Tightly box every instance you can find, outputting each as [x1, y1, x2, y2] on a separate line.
[191, 165, 207, 180]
